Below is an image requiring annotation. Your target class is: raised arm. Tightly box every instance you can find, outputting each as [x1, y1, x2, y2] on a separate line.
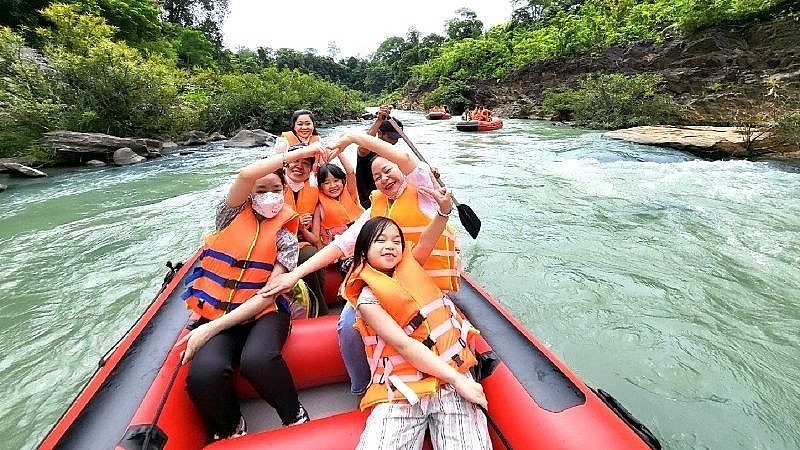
[330, 132, 416, 175]
[413, 181, 453, 265]
[227, 143, 321, 207]
[358, 105, 392, 157]
[338, 153, 360, 204]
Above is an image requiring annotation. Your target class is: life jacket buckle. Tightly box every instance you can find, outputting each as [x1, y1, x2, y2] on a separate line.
[231, 259, 250, 268]
[223, 279, 240, 289]
[407, 312, 425, 330]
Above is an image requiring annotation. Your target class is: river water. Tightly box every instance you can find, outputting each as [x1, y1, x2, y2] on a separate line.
[1, 111, 799, 449]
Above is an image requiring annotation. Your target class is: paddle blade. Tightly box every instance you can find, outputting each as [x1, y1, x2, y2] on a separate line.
[456, 203, 481, 239]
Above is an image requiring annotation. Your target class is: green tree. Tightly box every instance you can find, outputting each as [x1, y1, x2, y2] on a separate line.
[0, 0, 50, 31]
[445, 8, 483, 40]
[38, 4, 195, 136]
[0, 26, 66, 158]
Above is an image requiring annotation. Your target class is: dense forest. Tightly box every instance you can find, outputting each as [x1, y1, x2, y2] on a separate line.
[1, 0, 798, 163]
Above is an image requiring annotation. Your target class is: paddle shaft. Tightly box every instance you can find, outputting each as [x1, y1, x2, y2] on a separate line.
[385, 118, 460, 203]
[385, 116, 481, 239]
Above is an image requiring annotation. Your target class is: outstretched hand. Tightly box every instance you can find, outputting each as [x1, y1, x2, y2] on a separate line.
[260, 272, 299, 297]
[418, 171, 453, 215]
[175, 321, 217, 364]
[322, 133, 355, 162]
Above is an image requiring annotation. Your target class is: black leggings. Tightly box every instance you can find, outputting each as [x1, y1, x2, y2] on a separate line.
[186, 311, 300, 437]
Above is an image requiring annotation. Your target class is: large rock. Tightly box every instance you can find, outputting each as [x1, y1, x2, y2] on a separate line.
[113, 147, 146, 166]
[40, 131, 162, 162]
[603, 125, 771, 159]
[224, 129, 276, 148]
[180, 130, 208, 146]
[1, 162, 47, 177]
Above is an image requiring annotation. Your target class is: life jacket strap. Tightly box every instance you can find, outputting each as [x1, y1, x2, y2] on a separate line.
[186, 267, 267, 290]
[182, 287, 244, 312]
[201, 248, 274, 271]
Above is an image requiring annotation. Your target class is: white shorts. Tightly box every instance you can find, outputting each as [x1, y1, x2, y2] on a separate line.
[357, 379, 491, 450]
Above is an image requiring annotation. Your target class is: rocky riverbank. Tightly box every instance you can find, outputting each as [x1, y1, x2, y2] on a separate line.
[403, 15, 800, 159]
[0, 129, 279, 184]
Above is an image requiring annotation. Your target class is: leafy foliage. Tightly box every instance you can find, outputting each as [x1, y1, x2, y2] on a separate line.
[0, 26, 67, 158]
[445, 8, 484, 40]
[197, 68, 363, 133]
[419, 81, 472, 112]
[541, 73, 684, 128]
[38, 3, 194, 136]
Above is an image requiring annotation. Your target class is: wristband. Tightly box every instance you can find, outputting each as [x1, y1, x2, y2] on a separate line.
[436, 208, 451, 218]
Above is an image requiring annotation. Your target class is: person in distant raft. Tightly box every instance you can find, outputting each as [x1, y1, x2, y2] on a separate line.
[177, 146, 323, 441]
[261, 131, 462, 397]
[275, 109, 327, 315]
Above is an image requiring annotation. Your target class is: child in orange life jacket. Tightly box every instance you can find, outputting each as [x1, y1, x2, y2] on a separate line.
[177, 146, 323, 441]
[310, 155, 364, 249]
[343, 198, 490, 448]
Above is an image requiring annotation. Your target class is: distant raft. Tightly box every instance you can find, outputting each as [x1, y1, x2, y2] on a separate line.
[425, 111, 452, 120]
[456, 118, 504, 132]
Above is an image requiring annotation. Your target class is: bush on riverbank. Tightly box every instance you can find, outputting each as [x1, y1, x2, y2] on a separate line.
[541, 73, 683, 129]
[0, 4, 363, 164]
[0, 27, 66, 159]
[197, 68, 363, 134]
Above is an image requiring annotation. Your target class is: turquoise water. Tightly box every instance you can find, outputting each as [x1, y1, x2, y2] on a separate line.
[1, 112, 799, 449]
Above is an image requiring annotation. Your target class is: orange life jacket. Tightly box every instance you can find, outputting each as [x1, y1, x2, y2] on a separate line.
[370, 184, 461, 291]
[283, 182, 318, 216]
[284, 182, 318, 249]
[281, 131, 320, 216]
[183, 204, 299, 320]
[318, 189, 363, 245]
[280, 131, 320, 147]
[343, 248, 478, 410]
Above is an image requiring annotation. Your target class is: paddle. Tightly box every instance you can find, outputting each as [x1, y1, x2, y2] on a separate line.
[386, 117, 482, 239]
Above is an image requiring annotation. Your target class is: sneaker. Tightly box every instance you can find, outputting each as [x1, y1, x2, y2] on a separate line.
[284, 404, 310, 426]
[231, 415, 247, 437]
[211, 416, 247, 441]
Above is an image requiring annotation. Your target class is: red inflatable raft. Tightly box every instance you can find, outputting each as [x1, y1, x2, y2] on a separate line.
[456, 118, 504, 132]
[426, 111, 452, 120]
[41, 250, 660, 450]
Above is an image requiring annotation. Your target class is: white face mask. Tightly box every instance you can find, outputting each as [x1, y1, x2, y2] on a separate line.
[251, 192, 284, 218]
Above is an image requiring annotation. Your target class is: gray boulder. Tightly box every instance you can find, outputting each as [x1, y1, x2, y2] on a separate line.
[1, 162, 47, 177]
[40, 131, 162, 162]
[225, 129, 276, 148]
[86, 159, 106, 167]
[180, 130, 209, 146]
[113, 147, 146, 166]
[603, 125, 771, 159]
[0, 183, 6, 192]
[208, 132, 227, 142]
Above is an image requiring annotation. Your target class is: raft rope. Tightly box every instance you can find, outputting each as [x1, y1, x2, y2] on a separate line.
[140, 315, 192, 450]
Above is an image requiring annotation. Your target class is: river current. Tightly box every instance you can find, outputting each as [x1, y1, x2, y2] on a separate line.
[1, 111, 798, 449]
